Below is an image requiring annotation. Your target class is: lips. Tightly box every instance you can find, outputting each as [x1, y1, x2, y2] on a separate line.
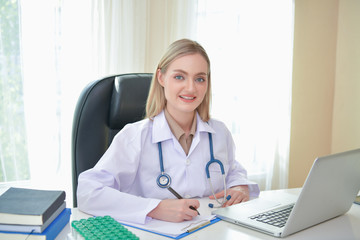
[180, 95, 195, 100]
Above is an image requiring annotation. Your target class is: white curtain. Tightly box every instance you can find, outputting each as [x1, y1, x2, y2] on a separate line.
[91, 0, 198, 77]
[19, 0, 94, 201]
[196, 0, 294, 190]
[6, 0, 292, 204]
[92, 0, 294, 191]
[21, 0, 63, 189]
[16, 0, 199, 204]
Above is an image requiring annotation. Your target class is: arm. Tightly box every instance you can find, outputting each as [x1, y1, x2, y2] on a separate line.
[208, 122, 259, 206]
[77, 124, 161, 224]
[77, 166, 161, 224]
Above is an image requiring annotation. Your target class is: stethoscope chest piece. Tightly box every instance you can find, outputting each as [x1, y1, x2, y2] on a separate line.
[157, 173, 171, 188]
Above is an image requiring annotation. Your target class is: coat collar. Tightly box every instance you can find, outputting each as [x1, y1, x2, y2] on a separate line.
[152, 110, 215, 144]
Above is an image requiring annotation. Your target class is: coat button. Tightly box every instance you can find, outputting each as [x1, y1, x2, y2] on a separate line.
[186, 158, 191, 165]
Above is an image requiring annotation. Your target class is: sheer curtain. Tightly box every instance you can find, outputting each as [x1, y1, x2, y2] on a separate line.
[91, 0, 198, 77]
[4, 0, 292, 204]
[196, 0, 294, 190]
[18, 0, 94, 203]
[21, 0, 63, 189]
[13, 0, 199, 204]
[93, 0, 294, 191]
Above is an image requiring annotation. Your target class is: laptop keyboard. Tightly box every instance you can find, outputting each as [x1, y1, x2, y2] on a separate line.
[249, 204, 295, 228]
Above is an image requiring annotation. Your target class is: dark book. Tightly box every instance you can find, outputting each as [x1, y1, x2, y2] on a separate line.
[0, 187, 65, 225]
[0, 208, 71, 240]
[0, 202, 66, 233]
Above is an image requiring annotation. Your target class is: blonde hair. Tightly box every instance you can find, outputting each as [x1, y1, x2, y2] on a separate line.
[145, 39, 212, 121]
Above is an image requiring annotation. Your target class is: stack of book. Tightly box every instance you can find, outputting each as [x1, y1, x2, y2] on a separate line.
[0, 187, 71, 240]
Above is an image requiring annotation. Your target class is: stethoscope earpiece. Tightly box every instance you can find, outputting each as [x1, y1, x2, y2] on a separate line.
[208, 195, 231, 208]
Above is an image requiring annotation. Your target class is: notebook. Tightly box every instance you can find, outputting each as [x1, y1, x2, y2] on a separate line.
[212, 148, 360, 238]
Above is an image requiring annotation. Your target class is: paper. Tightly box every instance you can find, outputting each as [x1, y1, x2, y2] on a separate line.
[120, 198, 220, 238]
[121, 215, 216, 238]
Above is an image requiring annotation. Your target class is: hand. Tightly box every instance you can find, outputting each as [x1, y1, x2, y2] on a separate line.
[209, 185, 250, 208]
[147, 199, 200, 222]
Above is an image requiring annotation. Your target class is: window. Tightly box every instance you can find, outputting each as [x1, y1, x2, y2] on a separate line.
[196, 0, 294, 189]
[1, 0, 293, 197]
[1, 1, 92, 202]
[0, 0, 29, 183]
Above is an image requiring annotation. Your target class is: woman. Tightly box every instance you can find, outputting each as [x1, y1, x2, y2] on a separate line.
[77, 39, 259, 224]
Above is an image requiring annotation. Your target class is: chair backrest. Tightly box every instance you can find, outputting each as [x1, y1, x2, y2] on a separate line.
[71, 73, 152, 207]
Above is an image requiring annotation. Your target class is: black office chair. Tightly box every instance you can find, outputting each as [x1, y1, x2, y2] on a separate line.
[71, 73, 152, 207]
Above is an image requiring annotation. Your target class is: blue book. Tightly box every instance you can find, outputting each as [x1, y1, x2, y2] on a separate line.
[0, 208, 71, 240]
[0, 202, 66, 233]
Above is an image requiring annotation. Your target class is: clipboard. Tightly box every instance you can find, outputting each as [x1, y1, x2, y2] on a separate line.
[118, 198, 222, 239]
[121, 216, 221, 239]
[114, 198, 222, 239]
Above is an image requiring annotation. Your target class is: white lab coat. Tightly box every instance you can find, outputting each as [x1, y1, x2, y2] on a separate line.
[77, 111, 259, 224]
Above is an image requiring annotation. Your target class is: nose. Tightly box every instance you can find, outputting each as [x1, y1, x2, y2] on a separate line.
[185, 79, 195, 91]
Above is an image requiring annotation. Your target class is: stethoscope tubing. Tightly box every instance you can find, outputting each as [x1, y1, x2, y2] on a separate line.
[205, 133, 225, 177]
[157, 132, 228, 207]
[158, 142, 165, 173]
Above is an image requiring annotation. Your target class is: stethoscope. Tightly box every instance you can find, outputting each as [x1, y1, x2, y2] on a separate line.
[156, 132, 230, 208]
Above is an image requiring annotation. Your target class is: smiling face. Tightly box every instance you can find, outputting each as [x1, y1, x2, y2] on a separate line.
[157, 53, 209, 121]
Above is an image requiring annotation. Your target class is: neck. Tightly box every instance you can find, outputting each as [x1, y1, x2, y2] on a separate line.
[165, 107, 195, 133]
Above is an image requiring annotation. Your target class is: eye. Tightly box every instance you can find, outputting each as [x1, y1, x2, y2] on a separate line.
[175, 75, 184, 80]
[195, 77, 206, 83]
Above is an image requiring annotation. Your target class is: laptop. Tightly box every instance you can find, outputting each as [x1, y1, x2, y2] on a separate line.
[212, 148, 360, 238]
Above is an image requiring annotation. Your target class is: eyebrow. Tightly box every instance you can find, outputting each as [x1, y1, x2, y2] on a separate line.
[173, 69, 207, 76]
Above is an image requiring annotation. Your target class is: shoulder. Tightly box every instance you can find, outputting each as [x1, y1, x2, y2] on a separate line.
[206, 117, 233, 143]
[113, 118, 153, 144]
[207, 117, 230, 133]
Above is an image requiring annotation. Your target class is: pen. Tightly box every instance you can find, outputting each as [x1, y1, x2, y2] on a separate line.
[186, 220, 211, 233]
[167, 187, 200, 215]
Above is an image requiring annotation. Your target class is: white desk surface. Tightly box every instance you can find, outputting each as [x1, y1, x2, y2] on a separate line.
[59, 188, 360, 240]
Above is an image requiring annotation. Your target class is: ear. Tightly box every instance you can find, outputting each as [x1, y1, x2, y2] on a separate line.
[157, 69, 165, 87]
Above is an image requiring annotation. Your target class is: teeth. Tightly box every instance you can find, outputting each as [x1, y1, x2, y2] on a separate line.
[181, 96, 195, 100]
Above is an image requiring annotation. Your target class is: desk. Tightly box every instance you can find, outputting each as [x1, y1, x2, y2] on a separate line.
[58, 188, 360, 240]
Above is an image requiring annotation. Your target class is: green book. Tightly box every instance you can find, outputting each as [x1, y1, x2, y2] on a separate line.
[0, 187, 65, 225]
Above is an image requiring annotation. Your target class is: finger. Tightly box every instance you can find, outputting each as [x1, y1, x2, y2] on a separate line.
[188, 199, 200, 209]
[180, 199, 200, 218]
[187, 208, 199, 218]
[222, 195, 235, 207]
[181, 207, 198, 221]
[241, 195, 250, 202]
[183, 212, 196, 221]
[223, 193, 249, 207]
[222, 190, 239, 207]
[208, 190, 225, 199]
[187, 199, 200, 215]
[223, 196, 234, 207]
